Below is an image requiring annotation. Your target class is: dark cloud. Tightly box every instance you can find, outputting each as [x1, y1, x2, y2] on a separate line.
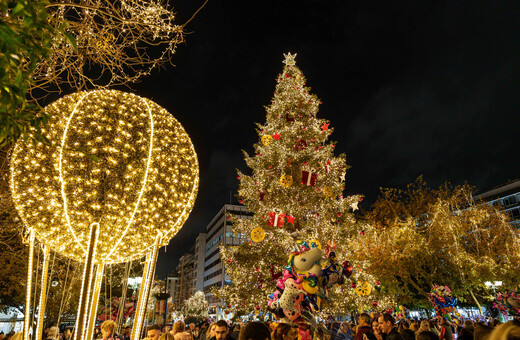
[151, 0, 520, 276]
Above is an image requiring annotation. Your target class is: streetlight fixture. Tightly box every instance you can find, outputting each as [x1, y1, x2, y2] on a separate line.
[485, 281, 503, 293]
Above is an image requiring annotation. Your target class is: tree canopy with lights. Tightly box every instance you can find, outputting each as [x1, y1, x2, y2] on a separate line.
[348, 177, 520, 310]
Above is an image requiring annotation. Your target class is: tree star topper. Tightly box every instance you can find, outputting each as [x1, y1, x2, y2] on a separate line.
[283, 52, 297, 66]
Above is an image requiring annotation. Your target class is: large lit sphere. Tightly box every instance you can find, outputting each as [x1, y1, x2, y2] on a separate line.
[10, 90, 199, 264]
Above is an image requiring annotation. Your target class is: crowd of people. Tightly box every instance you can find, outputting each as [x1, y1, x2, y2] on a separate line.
[1, 313, 519, 340]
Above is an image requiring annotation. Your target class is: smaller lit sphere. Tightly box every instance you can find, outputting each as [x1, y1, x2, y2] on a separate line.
[10, 90, 199, 264]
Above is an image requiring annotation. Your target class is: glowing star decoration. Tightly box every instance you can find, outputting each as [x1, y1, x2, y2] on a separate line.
[283, 52, 297, 66]
[10, 90, 199, 264]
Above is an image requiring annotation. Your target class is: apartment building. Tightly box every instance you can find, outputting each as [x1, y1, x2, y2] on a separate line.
[473, 179, 520, 228]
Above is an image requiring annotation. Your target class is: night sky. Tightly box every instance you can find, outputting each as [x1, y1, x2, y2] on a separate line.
[130, 0, 520, 277]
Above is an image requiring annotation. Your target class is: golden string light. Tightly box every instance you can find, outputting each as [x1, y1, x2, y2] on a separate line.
[23, 231, 35, 340]
[131, 235, 160, 340]
[10, 89, 199, 264]
[30, 0, 190, 94]
[35, 246, 50, 340]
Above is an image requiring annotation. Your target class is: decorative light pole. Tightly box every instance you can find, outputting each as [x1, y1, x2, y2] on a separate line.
[10, 90, 199, 340]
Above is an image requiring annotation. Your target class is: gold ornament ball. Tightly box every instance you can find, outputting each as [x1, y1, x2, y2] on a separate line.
[10, 90, 199, 264]
[279, 174, 293, 188]
[250, 227, 266, 243]
[261, 135, 272, 146]
[322, 186, 333, 198]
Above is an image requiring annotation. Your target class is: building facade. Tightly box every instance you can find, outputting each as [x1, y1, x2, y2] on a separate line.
[202, 204, 251, 308]
[473, 179, 520, 228]
[166, 272, 180, 309]
[169, 204, 252, 316]
[176, 253, 196, 306]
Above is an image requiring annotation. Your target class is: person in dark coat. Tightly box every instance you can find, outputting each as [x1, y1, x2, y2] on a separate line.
[378, 314, 404, 340]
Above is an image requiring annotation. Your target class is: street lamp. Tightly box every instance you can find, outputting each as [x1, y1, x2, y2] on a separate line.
[485, 281, 503, 293]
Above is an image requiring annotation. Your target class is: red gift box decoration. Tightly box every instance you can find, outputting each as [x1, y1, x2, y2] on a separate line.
[325, 160, 332, 173]
[301, 169, 318, 186]
[268, 211, 286, 227]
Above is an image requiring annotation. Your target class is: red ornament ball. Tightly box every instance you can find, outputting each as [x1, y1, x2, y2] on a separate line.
[256, 305, 261, 310]
[337, 212, 342, 217]
[372, 302, 378, 307]
[227, 304, 232, 308]
[350, 283, 357, 289]
[227, 259, 232, 264]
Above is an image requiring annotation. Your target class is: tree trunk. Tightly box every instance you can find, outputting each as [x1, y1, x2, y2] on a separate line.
[469, 290, 483, 315]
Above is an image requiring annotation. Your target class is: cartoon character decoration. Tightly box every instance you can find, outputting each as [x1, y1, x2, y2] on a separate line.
[494, 291, 520, 317]
[268, 240, 352, 324]
[429, 285, 457, 317]
[98, 296, 137, 323]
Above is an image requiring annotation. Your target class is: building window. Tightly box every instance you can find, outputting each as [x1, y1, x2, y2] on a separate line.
[503, 195, 518, 207]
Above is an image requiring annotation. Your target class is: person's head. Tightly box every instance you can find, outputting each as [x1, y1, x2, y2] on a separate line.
[378, 314, 395, 334]
[147, 324, 162, 340]
[64, 329, 72, 336]
[48, 326, 59, 338]
[464, 320, 474, 330]
[9, 333, 22, 340]
[458, 328, 474, 340]
[488, 320, 520, 340]
[215, 320, 229, 340]
[172, 321, 186, 334]
[189, 323, 195, 331]
[358, 314, 371, 327]
[272, 323, 298, 340]
[101, 321, 116, 338]
[340, 322, 351, 332]
[372, 318, 381, 333]
[416, 331, 440, 340]
[420, 320, 430, 331]
[474, 323, 495, 340]
[402, 321, 410, 330]
[158, 333, 174, 340]
[238, 321, 271, 340]
[122, 326, 131, 335]
[207, 323, 216, 338]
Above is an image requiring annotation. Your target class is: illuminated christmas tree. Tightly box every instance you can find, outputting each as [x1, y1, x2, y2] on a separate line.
[215, 53, 362, 314]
